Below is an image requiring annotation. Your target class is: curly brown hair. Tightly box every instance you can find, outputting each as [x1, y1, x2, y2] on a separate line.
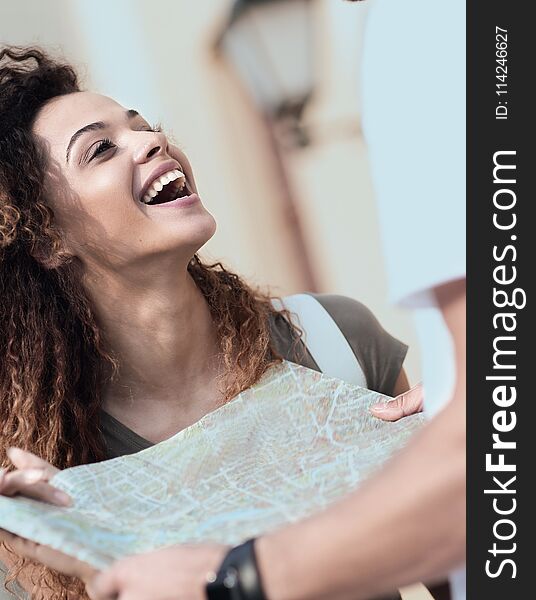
[0, 45, 301, 599]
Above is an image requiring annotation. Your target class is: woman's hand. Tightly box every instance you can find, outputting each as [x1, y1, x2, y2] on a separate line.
[0, 447, 70, 506]
[0, 448, 91, 583]
[0, 529, 97, 583]
[370, 383, 424, 421]
[86, 543, 228, 600]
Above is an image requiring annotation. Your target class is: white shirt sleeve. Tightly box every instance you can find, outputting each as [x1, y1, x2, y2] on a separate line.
[361, 0, 466, 309]
[360, 6, 467, 597]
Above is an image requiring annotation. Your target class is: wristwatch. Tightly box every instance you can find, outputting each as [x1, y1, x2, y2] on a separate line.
[205, 539, 267, 600]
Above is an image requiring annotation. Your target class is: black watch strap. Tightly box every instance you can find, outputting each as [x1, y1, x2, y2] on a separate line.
[206, 539, 267, 600]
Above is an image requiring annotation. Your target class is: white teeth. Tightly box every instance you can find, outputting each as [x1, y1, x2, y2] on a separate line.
[141, 169, 186, 204]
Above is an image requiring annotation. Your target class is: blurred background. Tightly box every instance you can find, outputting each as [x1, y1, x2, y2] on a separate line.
[1, 0, 420, 382]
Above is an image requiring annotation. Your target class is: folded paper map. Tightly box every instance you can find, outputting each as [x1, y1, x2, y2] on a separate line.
[0, 361, 424, 569]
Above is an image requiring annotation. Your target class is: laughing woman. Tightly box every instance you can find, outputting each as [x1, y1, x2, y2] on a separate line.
[0, 46, 410, 599]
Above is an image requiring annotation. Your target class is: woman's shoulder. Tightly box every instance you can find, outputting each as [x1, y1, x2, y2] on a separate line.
[310, 293, 384, 334]
[272, 293, 408, 395]
[311, 293, 408, 395]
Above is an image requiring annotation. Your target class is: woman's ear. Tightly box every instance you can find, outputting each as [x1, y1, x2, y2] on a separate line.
[0, 190, 21, 248]
[30, 233, 74, 269]
[27, 204, 75, 269]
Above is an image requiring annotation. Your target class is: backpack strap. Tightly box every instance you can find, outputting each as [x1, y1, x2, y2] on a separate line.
[272, 294, 367, 387]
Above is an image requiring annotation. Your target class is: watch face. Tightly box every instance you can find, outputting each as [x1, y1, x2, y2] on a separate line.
[223, 568, 239, 590]
[206, 567, 239, 600]
[206, 578, 232, 600]
[207, 540, 263, 600]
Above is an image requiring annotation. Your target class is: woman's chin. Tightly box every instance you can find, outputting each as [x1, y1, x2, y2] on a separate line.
[145, 217, 216, 260]
[155, 207, 215, 239]
[76, 212, 217, 271]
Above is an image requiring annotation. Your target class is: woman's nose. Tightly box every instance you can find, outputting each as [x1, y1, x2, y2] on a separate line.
[134, 132, 169, 164]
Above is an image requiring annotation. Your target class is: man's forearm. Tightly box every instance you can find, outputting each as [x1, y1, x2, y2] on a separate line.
[257, 400, 465, 600]
[257, 282, 466, 600]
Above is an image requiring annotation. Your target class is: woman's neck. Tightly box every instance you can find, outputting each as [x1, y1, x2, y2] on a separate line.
[83, 258, 225, 440]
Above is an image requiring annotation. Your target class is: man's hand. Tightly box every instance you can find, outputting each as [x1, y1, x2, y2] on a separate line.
[370, 383, 424, 422]
[86, 543, 228, 600]
[0, 447, 70, 506]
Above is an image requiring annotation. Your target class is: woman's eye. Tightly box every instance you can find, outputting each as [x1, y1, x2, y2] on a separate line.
[89, 138, 115, 161]
[87, 125, 163, 162]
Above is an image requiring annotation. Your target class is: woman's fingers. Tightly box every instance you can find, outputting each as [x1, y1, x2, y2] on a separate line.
[0, 447, 69, 505]
[7, 447, 59, 478]
[370, 383, 424, 422]
[0, 528, 39, 555]
[0, 469, 71, 506]
[0, 529, 96, 581]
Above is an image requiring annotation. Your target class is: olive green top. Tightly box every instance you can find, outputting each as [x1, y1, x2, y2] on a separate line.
[101, 294, 407, 459]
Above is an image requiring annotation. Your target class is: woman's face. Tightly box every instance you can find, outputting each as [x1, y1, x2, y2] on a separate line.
[32, 91, 216, 271]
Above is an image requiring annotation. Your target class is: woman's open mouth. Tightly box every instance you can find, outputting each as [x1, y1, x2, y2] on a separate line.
[140, 169, 193, 206]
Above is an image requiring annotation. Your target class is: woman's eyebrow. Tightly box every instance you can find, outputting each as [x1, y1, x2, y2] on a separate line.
[65, 109, 140, 164]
